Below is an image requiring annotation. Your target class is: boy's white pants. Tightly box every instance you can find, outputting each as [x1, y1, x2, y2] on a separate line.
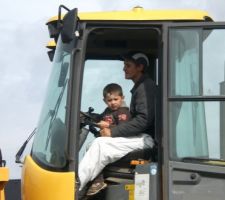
[78, 134, 154, 190]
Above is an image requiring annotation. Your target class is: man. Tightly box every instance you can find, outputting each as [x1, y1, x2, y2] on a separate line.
[78, 52, 156, 196]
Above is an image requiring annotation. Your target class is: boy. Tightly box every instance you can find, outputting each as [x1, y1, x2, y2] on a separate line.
[79, 83, 131, 196]
[98, 83, 131, 130]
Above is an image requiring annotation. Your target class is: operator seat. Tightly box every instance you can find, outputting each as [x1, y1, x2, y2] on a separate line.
[103, 144, 157, 180]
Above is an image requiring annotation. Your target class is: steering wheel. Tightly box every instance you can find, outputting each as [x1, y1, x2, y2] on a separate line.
[80, 107, 100, 137]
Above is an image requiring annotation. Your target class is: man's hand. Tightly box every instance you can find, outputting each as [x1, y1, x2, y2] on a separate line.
[100, 128, 112, 137]
[97, 121, 110, 129]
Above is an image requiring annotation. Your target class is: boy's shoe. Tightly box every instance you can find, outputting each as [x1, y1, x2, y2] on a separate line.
[86, 181, 107, 196]
[78, 182, 91, 200]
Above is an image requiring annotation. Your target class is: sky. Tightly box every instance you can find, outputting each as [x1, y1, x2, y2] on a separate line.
[1, 0, 225, 179]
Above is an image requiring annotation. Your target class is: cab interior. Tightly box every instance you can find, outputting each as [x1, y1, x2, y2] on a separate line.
[85, 27, 160, 81]
[79, 27, 161, 198]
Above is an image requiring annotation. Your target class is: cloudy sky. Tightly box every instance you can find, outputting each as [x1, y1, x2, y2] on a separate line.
[1, 0, 225, 179]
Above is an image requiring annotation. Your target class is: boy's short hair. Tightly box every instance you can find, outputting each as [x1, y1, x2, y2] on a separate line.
[103, 83, 123, 98]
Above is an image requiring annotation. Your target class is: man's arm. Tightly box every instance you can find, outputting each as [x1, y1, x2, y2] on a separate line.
[111, 80, 156, 137]
[99, 107, 131, 137]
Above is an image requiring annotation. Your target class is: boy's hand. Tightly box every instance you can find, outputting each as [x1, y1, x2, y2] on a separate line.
[100, 128, 111, 137]
[97, 121, 110, 129]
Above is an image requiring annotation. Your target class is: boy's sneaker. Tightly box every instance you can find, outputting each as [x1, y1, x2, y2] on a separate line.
[86, 181, 107, 196]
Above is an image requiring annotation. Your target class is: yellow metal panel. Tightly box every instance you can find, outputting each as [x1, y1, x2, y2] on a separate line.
[0, 190, 5, 200]
[46, 7, 211, 24]
[125, 184, 134, 200]
[22, 156, 75, 200]
[0, 168, 9, 182]
[0, 167, 9, 200]
[79, 8, 210, 21]
[204, 160, 225, 166]
[46, 40, 56, 49]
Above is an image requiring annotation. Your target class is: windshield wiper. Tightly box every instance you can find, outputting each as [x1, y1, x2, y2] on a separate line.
[15, 128, 37, 164]
[45, 79, 68, 150]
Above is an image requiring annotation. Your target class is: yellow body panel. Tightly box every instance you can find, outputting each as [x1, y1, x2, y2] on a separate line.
[46, 40, 56, 49]
[0, 167, 9, 200]
[22, 156, 75, 200]
[204, 160, 225, 166]
[125, 184, 134, 200]
[47, 7, 211, 23]
[79, 7, 210, 21]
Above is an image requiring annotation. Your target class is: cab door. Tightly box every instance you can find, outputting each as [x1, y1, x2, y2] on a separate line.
[163, 22, 225, 200]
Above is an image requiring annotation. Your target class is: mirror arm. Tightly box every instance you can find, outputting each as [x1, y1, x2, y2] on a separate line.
[57, 5, 70, 30]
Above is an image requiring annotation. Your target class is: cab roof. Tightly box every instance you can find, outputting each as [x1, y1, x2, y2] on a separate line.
[47, 6, 212, 23]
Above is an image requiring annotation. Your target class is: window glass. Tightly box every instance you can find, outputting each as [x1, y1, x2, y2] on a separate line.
[170, 28, 225, 96]
[169, 28, 225, 161]
[169, 29, 200, 96]
[203, 29, 225, 95]
[32, 38, 73, 169]
[170, 101, 225, 160]
[79, 60, 133, 160]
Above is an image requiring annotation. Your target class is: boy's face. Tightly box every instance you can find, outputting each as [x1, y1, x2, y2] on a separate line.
[104, 92, 124, 111]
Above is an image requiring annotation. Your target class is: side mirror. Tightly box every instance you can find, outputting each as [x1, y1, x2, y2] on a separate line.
[46, 40, 56, 62]
[61, 8, 78, 43]
[0, 149, 6, 167]
[47, 21, 60, 41]
[47, 50, 55, 62]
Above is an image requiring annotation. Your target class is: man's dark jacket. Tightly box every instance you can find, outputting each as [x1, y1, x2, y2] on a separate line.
[111, 75, 156, 138]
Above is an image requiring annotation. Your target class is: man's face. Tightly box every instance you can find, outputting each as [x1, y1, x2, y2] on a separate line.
[104, 93, 124, 111]
[123, 59, 143, 82]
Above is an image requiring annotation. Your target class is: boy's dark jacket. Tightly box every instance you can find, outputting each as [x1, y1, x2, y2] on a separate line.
[100, 107, 131, 127]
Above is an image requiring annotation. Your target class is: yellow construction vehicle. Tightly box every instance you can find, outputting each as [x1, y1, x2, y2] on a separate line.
[17, 5, 225, 200]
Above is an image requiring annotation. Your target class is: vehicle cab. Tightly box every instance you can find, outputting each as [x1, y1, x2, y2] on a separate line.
[21, 6, 225, 200]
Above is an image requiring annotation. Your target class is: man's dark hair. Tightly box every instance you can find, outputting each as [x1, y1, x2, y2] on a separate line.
[103, 83, 123, 98]
[122, 52, 149, 71]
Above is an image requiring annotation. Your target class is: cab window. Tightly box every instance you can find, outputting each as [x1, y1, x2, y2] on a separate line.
[79, 59, 133, 160]
[32, 37, 73, 169]
[169, 28, 225, 160]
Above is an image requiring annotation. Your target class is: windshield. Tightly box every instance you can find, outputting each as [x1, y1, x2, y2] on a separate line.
[169, 28, 225, 161]
[32, 36, 73, 169]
